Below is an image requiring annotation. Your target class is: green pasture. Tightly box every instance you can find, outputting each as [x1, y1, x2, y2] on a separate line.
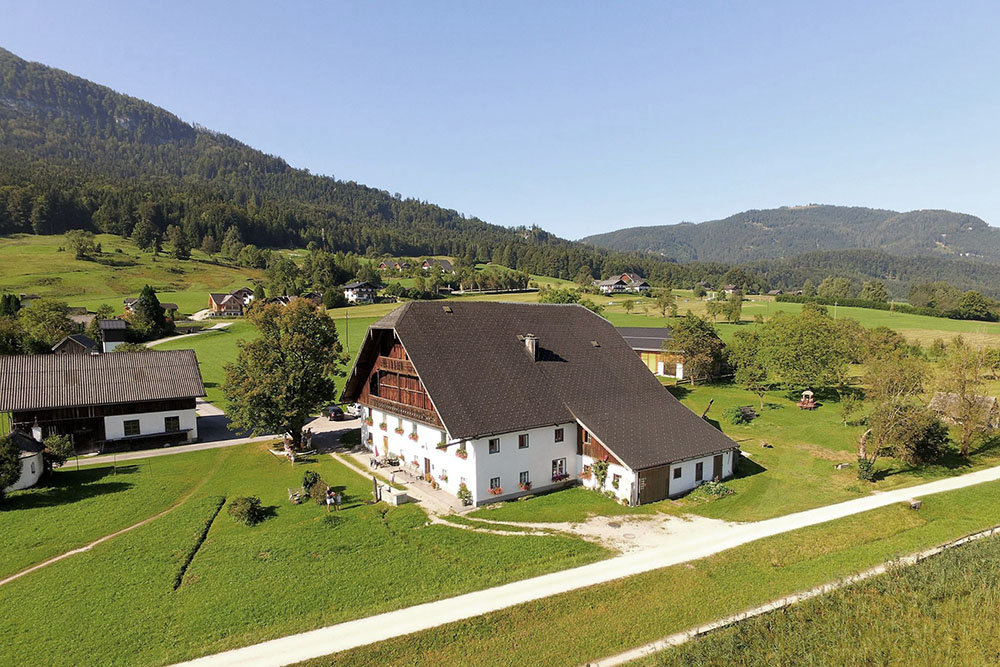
[0, 444, 607, 666]
[315, 479, 1000, 667]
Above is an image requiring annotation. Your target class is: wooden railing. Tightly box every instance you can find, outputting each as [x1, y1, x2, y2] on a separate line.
[375, 356, 416, 375]
[365, 395, 443, 428]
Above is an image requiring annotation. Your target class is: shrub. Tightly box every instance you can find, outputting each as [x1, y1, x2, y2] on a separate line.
[697, 480, 734, 498]
[457, 483, 472, 506]
[591, 460, 610, 488]
[857, 458, 876, 482]
[228, 496, 264, 526]
[302, 470, 321, 493]
[723, 406, 751, 425]
[309, 480, 329, 505]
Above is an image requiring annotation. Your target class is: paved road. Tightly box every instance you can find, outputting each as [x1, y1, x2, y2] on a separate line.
[173, 462, 1000, 667]
[145, 322, 233, 348]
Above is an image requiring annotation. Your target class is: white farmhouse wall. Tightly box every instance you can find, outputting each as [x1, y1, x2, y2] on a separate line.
[579, 455, 636, 504]
[103, 408, 198, 442]
[667, 450, 736, 497]
[468, 422, 577, 505]
[5, 452, 43, 493]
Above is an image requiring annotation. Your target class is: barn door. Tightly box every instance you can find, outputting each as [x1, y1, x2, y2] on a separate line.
[713, 454, 723, 480]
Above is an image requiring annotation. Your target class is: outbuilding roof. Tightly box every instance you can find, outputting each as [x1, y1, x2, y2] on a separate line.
[617, 327, 673, 352]
[0, 350, 206, 412]
[342, 302, 736, 471]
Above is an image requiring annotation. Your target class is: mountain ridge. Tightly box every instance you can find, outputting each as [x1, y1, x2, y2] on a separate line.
[581, 204, 1000, 264]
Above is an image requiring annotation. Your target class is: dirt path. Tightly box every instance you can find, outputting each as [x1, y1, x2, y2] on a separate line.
[0, 447, 232, 588]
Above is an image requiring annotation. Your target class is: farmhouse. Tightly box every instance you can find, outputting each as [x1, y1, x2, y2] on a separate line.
[2, 430, 44, 493]
[598, 272, 650, 294]
[341, 302, 738, 506]
[929, 392, 1000, 429]
[0, 350, 206, 454]
[208, 292, 245, 317]
[123, 297, 179, 317]
[618, 327, 686, 378]
[422, 258, 455, 273]
[344, 281, 379, 304]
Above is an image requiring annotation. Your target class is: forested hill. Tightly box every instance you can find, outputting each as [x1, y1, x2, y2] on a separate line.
[0, 46, 681, 282]
[581, 205, 1000, 264]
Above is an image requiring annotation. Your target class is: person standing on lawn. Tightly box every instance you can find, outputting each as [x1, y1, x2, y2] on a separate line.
[325, 486, 335, 513]
[335, 490, 342, 511]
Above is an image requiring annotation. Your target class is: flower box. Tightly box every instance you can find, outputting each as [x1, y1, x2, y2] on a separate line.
[488, 486, 503, 496]
[364, 418, 374, 426]
[379, 422, 388, 431]
[518, 481, 532, 492]
[408, 433, 419, 441]
[578, 471, 591, 480]
[439, 474, 448, 483]
[551, 473, 569, 482]
[455, 449, 468, 459]
[393, 427, 405, 435]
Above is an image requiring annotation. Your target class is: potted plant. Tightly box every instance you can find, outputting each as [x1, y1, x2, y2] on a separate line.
[394, 426, 405, 435]
[518, 481, 532, 492]
[488, 486, 503, 496]
[364, 417, 374, 426]
[455, 448, 468, 459]
[379, 422, 388, 431]
[408, 432, 419, 441]
[579, 470, 591, 480]
[457, 483, 472, 506]
[439, 473, 448, 483]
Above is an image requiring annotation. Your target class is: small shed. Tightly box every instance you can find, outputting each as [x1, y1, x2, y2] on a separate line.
[4, 431, 44, 493]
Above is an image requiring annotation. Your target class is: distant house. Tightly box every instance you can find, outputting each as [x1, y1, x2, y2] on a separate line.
[342, 302, 738, 506]
[0, 350, 206, 454]
[344, 281, 379, 304]
[598, 273, 650, 294]
[18, 293, 39, 308]
[617, 327, 686, 378]
[300, 291, 324, 305]
[378, 261, 390, 270]
[97, 319, 129, 353]
[929, 392, 1000, 429]
[229, 287, 256, 307]
[208, 293, 244, 317]
[396, 261, 412, 271]
[723, 284, 739, 295]
[767, 289, 784, 296]
[52, 334, 99, 355]
[264, 295, 299, 307]
[2, 430, 43, 493]
[421, 259, 455, 274]
[123, 297, 179, 317]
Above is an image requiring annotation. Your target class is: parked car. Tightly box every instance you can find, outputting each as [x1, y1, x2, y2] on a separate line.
[327, 406, 345, 421]
[345, 403, 362, 417]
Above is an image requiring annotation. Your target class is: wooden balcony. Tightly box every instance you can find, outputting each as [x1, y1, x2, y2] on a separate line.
[365, 394, 443, 428]
[375, 356, 416, 375]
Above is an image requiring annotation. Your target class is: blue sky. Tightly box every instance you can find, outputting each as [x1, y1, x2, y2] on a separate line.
[3, 1, 999, 237]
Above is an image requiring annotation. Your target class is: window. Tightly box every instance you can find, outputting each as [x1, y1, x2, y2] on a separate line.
[673, 467, 682, 480]
[612, 474, 621, 486]
[518, 433, 529, 449]
[552, 458, 566, 476]
[519, 471, 530, 485]
[123, 420, 140, 437]
[583, 430, 591, 444]
[164, 416, 180, 432]
[490, 476, 501, 490]
[554, 428, 564, 443]
[695, 462, 704, 482]
[488, 438, 500, 454]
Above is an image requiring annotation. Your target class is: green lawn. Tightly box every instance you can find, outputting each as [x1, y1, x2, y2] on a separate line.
[0, 233, 262, 318]
[0, 444, 608, 666]
[312, 479, 1000, 667]
[469, 486, 662, 523]
[649, 530, 1000, 666]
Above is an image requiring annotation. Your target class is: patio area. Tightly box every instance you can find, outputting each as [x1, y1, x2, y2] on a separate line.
[338, 447, 472, 515]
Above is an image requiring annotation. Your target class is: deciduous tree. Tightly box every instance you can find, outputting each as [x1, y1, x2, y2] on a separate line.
[937, 336, 991, 456]
[664, 315, 725, 384]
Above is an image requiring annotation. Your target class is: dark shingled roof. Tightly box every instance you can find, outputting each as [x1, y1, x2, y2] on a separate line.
[10, 431, 43, 456]
[343, 302, 736, 470]
[52, 334, 98, 352]
[617, 327, 673, 352]
[0, 350, 206, 412]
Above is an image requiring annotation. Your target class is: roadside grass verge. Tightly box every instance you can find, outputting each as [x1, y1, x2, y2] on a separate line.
[648, 530, 1000, 666]
[0, 447, 608, 666]
[0, 447, 228, 579]
[310, 480, 1000, 667]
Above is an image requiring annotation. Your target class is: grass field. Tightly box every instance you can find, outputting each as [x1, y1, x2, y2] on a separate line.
[0, 233, 262, 317]
[0, 444, 608, 666]
[312, 479, 1000, 667]
[647, 531, 1000, 666]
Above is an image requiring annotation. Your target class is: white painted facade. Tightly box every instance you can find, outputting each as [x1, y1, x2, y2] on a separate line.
[363, 406, 578, 506]
[103, 408, 198, 443]
[665, 449, 737, 497]
[5, 451, 43, 493]
[579, 455, 635, 504]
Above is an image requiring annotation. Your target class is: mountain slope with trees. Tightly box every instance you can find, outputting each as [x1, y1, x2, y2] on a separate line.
[582, 205, 1000, 264]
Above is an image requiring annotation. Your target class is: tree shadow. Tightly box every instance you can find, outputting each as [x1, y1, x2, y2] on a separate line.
[2, 480, 134, 511]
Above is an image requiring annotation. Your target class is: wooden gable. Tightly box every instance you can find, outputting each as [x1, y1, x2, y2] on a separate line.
[358, 330, 443, 428]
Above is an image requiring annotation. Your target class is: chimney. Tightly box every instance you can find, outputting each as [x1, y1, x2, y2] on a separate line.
[524, 333, 539, 361]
